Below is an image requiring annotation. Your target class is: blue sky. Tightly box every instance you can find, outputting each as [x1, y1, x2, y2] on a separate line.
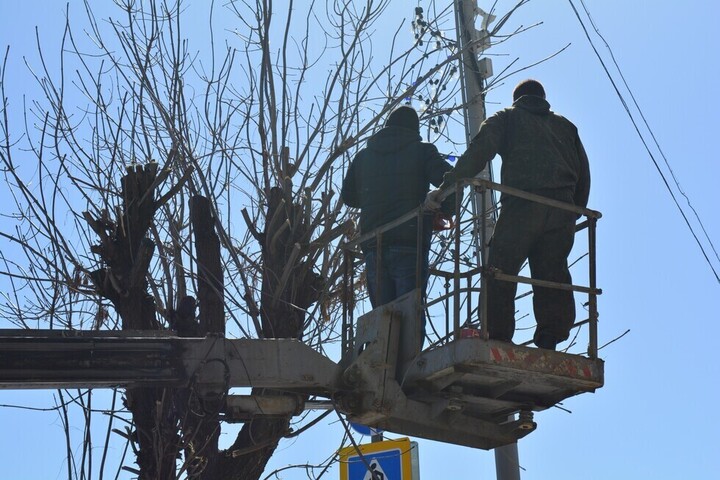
[1, 1, 719, 479]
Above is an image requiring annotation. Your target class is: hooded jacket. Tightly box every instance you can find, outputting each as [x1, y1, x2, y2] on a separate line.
[441, 95, 590, 207]
[342, 125, 452, 250]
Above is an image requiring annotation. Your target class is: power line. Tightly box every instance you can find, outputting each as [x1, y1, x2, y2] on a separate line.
[577, 0, 720, 269]
[567, 0, 720, 285]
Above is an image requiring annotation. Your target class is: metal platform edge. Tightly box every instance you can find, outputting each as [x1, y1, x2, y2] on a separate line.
[404, 338, 604, 393]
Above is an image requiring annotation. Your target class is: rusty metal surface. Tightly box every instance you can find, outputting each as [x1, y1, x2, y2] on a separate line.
[407, 338, 603, 385]
[402, 338, 604, 417]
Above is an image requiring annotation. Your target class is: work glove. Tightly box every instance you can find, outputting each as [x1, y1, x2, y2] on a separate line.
[432, 212, 455, 231]
[424, 189, 443, 212]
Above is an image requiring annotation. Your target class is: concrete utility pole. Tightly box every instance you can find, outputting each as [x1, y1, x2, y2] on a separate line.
[453, 2, 520, 480]
[453, 0, 496, 271]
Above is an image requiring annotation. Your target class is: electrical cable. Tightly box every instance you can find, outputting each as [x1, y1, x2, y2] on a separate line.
[332, 403, 378, 479]
[578, 0, 720, 271]
[567, 0, 720, 284]
[577, 0, 720, 268]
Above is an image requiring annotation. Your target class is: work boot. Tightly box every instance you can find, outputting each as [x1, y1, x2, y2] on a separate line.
[534, 332, 557, 351]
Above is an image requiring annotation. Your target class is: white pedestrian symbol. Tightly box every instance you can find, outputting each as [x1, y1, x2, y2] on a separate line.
[362, 458, 387, 480]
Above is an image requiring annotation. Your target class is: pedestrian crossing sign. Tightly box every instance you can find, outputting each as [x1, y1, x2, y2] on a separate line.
[339, 437, 416, 480]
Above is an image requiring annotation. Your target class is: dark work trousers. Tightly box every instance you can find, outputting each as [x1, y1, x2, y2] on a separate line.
[486, 192, 577, 346]
[364, 245, 429, 381]
[364, 245, 429, 309]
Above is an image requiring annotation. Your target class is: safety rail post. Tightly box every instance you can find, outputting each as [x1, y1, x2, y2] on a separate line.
[453, 182, 462, 339]
[466, 276, 472, 327]
[376, 231, 383, 305]
[350, 255, 355, 344]
[444, 278, 450, 342]
[342, 250, 350, 358]
[588, 216, 598, 359]
[479, 182, 489, 339]
[341, 249, 358, 361]
[416, 209, 424, 291]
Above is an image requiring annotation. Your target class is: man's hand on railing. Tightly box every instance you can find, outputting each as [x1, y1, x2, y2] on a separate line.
[424, 189, 443, 212]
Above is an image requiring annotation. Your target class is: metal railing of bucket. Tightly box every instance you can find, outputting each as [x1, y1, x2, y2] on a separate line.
[340, 177, 602, 360]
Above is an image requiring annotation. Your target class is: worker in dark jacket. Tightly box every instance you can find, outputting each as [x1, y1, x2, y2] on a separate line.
[426, 79, 590, 350]
[342, 105, 454, 309]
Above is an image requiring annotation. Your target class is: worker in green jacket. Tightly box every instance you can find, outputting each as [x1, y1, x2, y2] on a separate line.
[342, 106, 454, 372]
[426, 79, 590, 350]
[342, 105, 454, 308]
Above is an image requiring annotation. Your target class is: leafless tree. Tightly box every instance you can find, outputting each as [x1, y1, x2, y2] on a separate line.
[0, 1, 530, 478]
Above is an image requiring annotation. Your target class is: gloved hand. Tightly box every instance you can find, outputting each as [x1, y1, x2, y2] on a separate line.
[424, 188, 443, 212]
[432, 212, 455, 231]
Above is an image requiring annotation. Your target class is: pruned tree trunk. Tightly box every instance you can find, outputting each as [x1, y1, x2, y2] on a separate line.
[86, 163, 180, 479]
[179, 195, 225, 479]
[217, 185, 323, 478]
[192, 196, 225, 336]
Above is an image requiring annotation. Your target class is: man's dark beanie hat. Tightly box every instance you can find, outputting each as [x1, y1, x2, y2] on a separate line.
[386, 106, 420, 133]
[513, 79, 546, 101]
